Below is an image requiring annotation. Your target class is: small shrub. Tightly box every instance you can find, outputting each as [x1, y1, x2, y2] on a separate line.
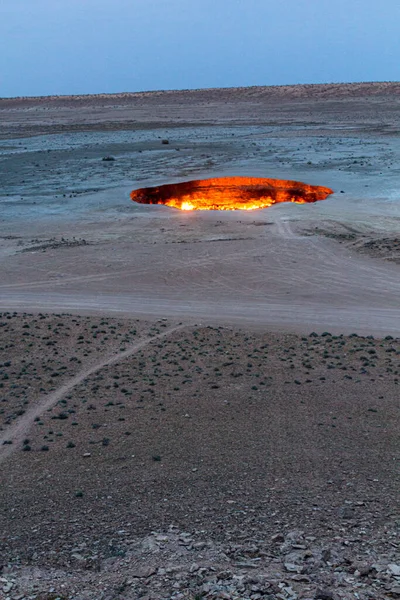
[51, 411, 68, 420]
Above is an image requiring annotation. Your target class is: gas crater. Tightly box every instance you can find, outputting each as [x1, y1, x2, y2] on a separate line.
[130, 176, 333, 211]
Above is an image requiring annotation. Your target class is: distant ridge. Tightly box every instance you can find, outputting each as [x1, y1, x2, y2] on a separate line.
[1, 81, 400, 105]
[1, 81, 399, 140]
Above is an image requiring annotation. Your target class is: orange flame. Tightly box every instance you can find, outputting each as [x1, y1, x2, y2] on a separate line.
[130, 177, 333, 211]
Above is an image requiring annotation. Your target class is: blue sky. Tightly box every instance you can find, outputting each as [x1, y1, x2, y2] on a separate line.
[1, 0, 399, 97]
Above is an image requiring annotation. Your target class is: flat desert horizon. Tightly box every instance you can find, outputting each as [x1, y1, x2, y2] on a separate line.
[0, 82, 399, 600]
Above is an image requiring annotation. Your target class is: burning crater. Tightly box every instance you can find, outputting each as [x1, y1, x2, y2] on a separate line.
[130, 177, 333, 211]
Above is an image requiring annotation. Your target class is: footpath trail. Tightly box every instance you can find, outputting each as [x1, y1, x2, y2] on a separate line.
[0, 323, 185, 465]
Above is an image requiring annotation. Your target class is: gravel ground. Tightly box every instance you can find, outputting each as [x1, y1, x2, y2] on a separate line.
[1, 314, 399, 599]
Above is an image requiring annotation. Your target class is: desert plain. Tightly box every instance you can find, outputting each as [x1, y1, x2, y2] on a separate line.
[0, 83, 399, 599]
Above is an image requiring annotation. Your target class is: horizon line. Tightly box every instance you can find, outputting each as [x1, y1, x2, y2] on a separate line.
[1, 79, 399, 102]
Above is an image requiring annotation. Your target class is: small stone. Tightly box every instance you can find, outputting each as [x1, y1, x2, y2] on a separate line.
[155, 535, 169, 542]
[285, 530, 304, 542]
[232, 561, 259, 569]
[339, 506, 354, 519]
[271, 533, 285, 543]
[83, 452, 91, 457]
[131, 566, 157, 578]
[390, 584, 400, 596]
[356, 562, 373, 576]
[389, 564, 400, 577]
[71, 552, 85, 561]
[217, 570, 232, 580]
[141, 536, 158, 552]
[193, 541, 206, 550]
[321, 548, 331, 562]
[284, 562, 303, 573]
[291, 574, 311, 582]
[315, 589, 336, 600]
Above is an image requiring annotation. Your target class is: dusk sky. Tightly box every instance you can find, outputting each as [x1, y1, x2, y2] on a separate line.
[1, 0, 399, 98]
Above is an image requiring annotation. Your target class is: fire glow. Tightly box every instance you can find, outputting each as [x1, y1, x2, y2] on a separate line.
[130, 177, 333, 211]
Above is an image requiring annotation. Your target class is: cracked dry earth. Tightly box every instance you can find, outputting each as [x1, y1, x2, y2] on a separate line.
[0, 313, 399, 599]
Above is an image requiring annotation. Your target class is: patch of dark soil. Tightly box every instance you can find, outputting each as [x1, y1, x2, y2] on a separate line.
[19, 238, 91, 253]
[359, 237, 400, 263]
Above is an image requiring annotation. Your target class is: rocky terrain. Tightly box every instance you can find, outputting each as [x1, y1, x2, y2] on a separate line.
[1, 313, 399, 599]
[1, 526, 400, 599]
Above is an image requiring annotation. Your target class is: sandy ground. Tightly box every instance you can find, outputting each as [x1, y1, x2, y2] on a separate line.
[0, 83, 399, 599]
[1, 83, 400, 335]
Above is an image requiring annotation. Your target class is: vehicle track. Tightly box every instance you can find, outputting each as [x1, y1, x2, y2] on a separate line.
[1, 220, 399, 335]
[0, 323, 185, 465]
